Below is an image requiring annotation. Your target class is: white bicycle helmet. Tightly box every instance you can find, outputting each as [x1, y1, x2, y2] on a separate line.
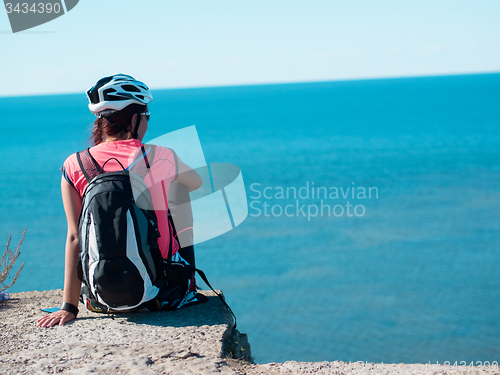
[86, 74, 153, 116]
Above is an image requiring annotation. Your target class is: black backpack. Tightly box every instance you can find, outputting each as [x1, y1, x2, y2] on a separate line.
[76, 147, 168, 312]
[76, 146, 237, 324]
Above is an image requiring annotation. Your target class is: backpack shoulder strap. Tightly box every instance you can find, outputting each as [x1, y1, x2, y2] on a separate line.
[128, 145, 156, 177]
[143, 145, 155, 169]
[76, 148, 103, 183]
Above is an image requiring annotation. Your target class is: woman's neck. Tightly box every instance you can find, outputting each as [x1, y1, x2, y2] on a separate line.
[104, 134, 131, 142]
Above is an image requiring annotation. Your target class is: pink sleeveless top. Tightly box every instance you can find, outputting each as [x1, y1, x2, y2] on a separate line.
[61, 139, 179, 258]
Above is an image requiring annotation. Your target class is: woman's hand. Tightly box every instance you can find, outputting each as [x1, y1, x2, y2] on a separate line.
[36, 310, 76, 328]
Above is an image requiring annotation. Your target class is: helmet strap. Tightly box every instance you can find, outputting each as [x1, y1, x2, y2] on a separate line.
[132, 108, 142, 139]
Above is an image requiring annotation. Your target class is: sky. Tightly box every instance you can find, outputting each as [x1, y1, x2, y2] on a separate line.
[0, 0, 499, 97]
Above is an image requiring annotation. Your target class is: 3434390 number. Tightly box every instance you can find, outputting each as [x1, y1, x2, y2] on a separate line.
[5, 2, 62, 14]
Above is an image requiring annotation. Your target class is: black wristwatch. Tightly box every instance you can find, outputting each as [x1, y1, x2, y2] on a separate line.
[59, 302, 79, 317]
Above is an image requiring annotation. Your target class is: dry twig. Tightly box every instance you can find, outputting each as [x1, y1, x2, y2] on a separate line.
[1, 228, 26, 292]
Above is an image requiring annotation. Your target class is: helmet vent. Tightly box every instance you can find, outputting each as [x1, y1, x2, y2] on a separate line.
[102, 88, 117, 101]
[122, 85, 141, 93]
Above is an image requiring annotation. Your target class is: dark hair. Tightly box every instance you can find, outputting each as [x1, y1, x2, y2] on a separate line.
[91, 104, 146, 146]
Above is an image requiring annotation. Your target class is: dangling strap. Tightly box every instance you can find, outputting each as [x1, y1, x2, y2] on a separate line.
[76, 148, 103, 183]
[195, 268, 237, 329]
[164, 208, 174, 276]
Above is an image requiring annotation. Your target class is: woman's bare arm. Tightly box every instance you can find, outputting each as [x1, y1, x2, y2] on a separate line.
[176, 156, 203, 192]
[37, 177, 82, 327]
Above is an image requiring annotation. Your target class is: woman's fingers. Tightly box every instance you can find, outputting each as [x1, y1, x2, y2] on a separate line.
[36, 315, 60, 328]
[36, 315, 53, 327]
[36, 310, 75, 328]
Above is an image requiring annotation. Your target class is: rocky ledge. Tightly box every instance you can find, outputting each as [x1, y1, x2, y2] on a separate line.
[0, 290, 497, 375]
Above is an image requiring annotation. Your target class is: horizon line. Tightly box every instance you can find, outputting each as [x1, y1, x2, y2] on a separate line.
[1, 70, 499, 99]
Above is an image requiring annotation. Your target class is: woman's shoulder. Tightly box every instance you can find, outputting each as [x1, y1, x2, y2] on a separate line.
[146, 144, 177, 162]
[148, 144, 175, 154]
[144, 144, 177, 180]
[62, 150, 80, 171]
[60, 151, 84, 191]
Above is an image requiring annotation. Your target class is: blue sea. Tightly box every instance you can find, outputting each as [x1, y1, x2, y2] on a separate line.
[1, 73, 499, 364]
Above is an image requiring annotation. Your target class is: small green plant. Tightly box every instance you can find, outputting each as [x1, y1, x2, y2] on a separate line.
[1, 228, 26, 292]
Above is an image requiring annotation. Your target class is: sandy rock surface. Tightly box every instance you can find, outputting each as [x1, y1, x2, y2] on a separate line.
[1, 290, 498, 375]
[0, 289, 250, 374]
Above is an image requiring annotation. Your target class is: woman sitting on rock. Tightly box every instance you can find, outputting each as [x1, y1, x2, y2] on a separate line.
[37, 74, 206, 328]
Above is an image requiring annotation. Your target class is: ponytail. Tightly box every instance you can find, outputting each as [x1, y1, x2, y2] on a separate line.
[91, 117, 105, 146]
